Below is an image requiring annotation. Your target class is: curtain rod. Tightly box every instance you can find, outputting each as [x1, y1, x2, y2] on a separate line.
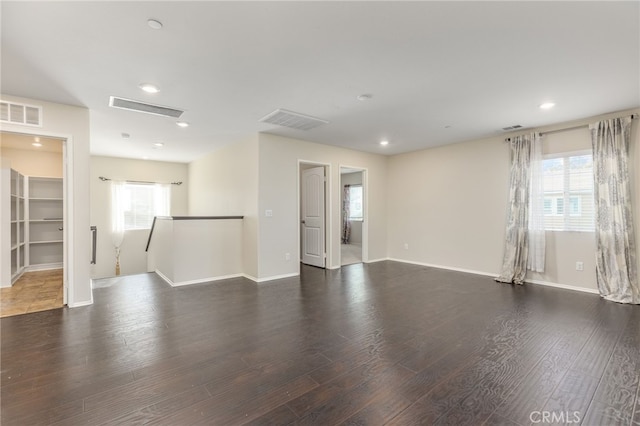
[504, 113, 637, 142]
[99, 176, 182, 185]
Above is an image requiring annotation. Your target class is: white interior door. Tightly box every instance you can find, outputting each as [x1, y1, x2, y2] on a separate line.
[301, 166, 325, 268]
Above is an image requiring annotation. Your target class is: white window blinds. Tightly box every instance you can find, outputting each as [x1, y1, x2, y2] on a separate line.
[541, 151, 594, 232]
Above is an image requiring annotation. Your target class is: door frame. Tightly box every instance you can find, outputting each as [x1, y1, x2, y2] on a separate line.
[2, 129, 73, 306]
[339, 165, 369, 264]
[297, 160, 331, 270]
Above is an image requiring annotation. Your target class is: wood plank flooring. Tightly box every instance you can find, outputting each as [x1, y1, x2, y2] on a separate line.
[1, 262, 639, 425]
[0, 269, 63, 318]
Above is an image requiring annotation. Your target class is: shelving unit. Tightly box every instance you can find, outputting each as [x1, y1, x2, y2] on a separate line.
[26, 176, 63, 270]
[2, 171, 64, 285]
[2, 166, 26, 286]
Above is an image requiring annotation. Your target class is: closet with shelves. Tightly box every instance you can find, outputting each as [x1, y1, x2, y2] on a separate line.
[2, 170, 63, 286]
[9, 169, 26, 283]
[26, 176, 64, 269]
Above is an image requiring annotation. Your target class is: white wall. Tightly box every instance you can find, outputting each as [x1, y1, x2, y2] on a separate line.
[188, 136, 259, 278]
[341, 171, 363, 244]
[90, 156, 188, 279]
[257, 133, 388, 279]
[1, 94, 91, 306]
[148, 218, 243, 285]
[0, 147, 62, 177]
[387, 108, 640, 293]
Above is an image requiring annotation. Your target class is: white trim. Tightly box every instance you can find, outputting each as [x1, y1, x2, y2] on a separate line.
[389, 258, 496, 277]
[389, 257, 600, 295]
[154, 269, 173, 285]
[327, 265, 341, 270]
[25, 262, 63, 272]
[68, 284, 93, 307]
[297, 160, 332, 270]
[69, 298, 92, 308]
[2, 129, 77, 307]
[524, 278, 599, 295]
[364, 257, 389, 264]
[339, 164, 369, 264]
[247, 272, 299, 283]
[155, 270, 245, 287]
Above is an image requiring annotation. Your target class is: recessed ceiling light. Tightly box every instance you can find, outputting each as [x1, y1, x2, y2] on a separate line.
[176, 121, 189, 128]
[147, 19, 163, 30]
[539, 102, 555, 110]
[139, 83, 160, 94]
[32, 142, 42, 147]
[380, 140, 389, 146]
[357, 94, 373, 101]
[153, 142, 164, 147]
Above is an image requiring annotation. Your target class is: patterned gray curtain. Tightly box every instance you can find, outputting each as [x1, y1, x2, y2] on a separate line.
[342, 184, 351, 244]
[590, 117, 639, 304]
[496, 134, 535, 285]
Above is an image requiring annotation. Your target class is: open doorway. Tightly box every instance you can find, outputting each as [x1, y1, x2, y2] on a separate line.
[1, 131, 66, 317]
[340, 166, 366, 266]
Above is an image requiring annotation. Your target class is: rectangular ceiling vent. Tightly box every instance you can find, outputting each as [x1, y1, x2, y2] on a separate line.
[502, 124, 523, 131]
[259, 108, 329, 131]
[0, 100, 42, 127]
[109, 96, 184, 118]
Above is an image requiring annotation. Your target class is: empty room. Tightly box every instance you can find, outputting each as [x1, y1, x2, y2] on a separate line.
[1, 2, 639, 425]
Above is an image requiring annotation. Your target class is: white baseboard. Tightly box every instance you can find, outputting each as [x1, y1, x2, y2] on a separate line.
[365, 257, 391, 264]
[69, 298, 93, 308]
[25, 263, 63, 272]
[524, 278, 599, 295]
[388, 257, 599, 295]
[69, 285, 93, 308]
[388, 257, 496, 278]
[247, 272, 300, 283]
[155, 270, 245, 287]
[154, 270, 173, 285]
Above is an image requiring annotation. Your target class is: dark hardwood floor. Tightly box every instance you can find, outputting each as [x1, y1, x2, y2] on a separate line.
[1, 261, 639, 425]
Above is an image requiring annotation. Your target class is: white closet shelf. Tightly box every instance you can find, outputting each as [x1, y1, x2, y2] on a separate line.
[30, 219, 63, 222]
[29, 197, 64, 201]
[30, 240, 63, 245]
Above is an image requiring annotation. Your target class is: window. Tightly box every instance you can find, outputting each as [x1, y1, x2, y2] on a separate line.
[541, 152, 594, 231]
[348, 185, 363, 221]
[119, 183, 170, 230]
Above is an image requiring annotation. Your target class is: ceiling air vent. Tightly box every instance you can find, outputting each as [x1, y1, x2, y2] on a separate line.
[109, 96, 184, 118]
[259, 108, 329, 131]
[502, 124, 523, 131]
[0, 100, 42, 127]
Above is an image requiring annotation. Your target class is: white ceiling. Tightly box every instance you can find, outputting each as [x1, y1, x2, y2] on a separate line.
[2, 2, 638, 163]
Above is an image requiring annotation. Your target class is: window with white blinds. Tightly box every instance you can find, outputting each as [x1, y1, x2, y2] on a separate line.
[541, 151, 594, 231]
[120, 183, 170, 230]
[348, 185, 363, 221]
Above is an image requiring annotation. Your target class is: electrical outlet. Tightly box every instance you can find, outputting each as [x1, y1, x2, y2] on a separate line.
[285, 253, 291, 261]
[404, 243, 409, 250]
[265, 209, 273, 217]
[576, 261, 584, 271]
